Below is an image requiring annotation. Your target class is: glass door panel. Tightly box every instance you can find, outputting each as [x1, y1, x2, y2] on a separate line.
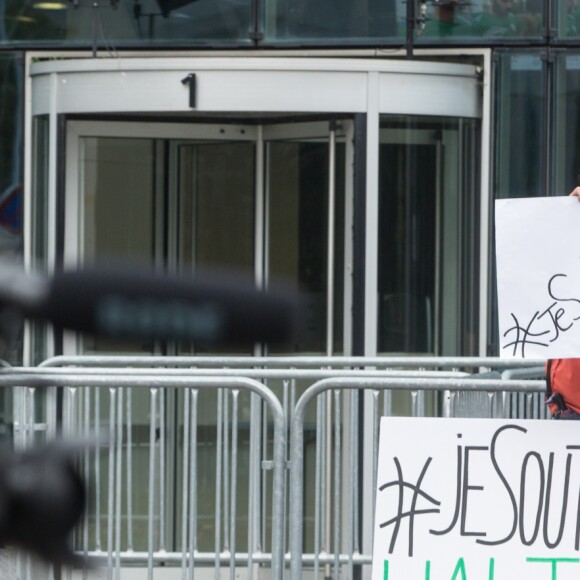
[69, 121, 350, 357]
[78, 136, 157, 354]
[176, 142, 255, 274]
[81, 137, 156, 265]
[266, 124, 346, 355]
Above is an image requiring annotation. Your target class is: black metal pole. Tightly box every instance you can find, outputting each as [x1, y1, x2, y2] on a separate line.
[406, 0, 415, 58]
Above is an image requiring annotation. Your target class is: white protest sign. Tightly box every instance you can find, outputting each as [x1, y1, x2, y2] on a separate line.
[495, 196, 580, 358]
[372, 417, 580, 580]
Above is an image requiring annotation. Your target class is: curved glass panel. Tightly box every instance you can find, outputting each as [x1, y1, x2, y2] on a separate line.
[0, 0, 252, 45]
[377, 115, 479, 357]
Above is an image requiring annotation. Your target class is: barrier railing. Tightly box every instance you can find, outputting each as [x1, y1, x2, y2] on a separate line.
[3, 370, 286, 580]
[288, 375, 547, 580]
[1, 357, 549, 580]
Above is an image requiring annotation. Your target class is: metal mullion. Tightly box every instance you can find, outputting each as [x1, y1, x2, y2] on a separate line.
[255, 125, 266, 290]
[325, 122, 337, 580]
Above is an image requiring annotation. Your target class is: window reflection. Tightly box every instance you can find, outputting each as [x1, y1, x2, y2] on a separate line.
[559, 0, 580, 37]
[417, 0, 542, 39]
[264, 0, 400, 40]
[0, 0, 546, 44]
[2, 0, 252, 43]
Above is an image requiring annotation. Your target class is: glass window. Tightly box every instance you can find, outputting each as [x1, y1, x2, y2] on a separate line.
[415, 0, 543, 41]
[30, 116, 50, 365]
[0, 53, 23, 365]
[263, 0, 402, 42]
[1, 0, 253, 45]
[2, 0, 547, 45]
[553, 52, 580, 195]
[488, 51, 546, 356]
[263, 0, 543, 42]
[494, 51, 546, 199]
[556, 0, 580, 38]
[0, 54, 23, 260]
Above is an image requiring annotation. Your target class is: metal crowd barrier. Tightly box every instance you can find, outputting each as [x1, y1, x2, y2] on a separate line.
[5, 370, 286, 580]
[287, 374, 547, 580]
[0, 357, 549, 580]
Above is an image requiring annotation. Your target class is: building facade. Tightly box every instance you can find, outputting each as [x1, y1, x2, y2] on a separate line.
[0, 0, 573, 364]
[0, 0, 568, 575]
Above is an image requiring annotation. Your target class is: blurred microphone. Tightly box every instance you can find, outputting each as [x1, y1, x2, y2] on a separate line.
[0, 263, 298, 345]
[0, 442, 86, 566]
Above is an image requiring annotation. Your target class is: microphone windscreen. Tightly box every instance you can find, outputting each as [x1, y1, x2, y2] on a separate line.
[31, 267, 298, 346]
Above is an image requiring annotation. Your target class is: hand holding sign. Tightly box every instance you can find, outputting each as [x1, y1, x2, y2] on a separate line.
[495, 196, 580, 358]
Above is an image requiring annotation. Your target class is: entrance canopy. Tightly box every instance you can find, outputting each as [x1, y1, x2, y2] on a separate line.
[29, 57, 481, 118]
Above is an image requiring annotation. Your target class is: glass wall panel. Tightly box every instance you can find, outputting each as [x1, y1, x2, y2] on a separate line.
[30, 116, 50, 365]
[415, 0, 543, 40]
[2, 0, 545, 45]
[556, 0, 580, 37]
[0, 53, 23, 368]
[377, 115, 478, 417]
[263, 0, 402, 41]
[1, 0, 252, 45]
[553, 52, 580, 195]
[494, 51, 546, 199]
[0, 53, 23, 261]
[264, 0, 543, 42]
[377, 115, 479, 357]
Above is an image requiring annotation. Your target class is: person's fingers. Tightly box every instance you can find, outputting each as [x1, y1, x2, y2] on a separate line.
[570, 186, 580, 199]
